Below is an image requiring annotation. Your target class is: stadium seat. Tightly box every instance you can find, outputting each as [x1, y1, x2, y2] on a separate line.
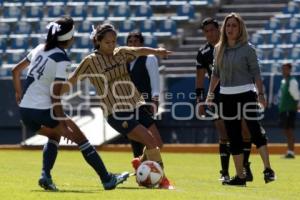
[74, 35, 92, 49]
[69, 4, 87, 20]
[272, 48, 284, 60]
[265, 18, 281, 30]
[118, 20, 136, 33]
[3, 6, 22, 21]
[87, 4, 109, 21]
[260, 61, 274, 73]
[154, 19, 177, 37]
[15, 21, 32, 35]
[6, 49, 26, 64]
[0, 37, 6, 51]
[24, 5, 43, 20]
[172, 4, 195, 21]
[250, 33, 263, 46]
[140, 19, 157, 34]
[31, 36, 45, 48]
[291, 47, 300, 60]
[144, 35, 157, 48]
[117, 35, 126, 46]
[288, 32, 300, 44]
[287, 17, 300, 30]
[282, 2, 300, 15]
[46, 3, 65, 19]
[133, 5, 153, 21]
[10, 37, 29, 50]
[35, 21, 48, 34]
[77, 20, 93, 33]
[257, 44, 274, 60]
[0, 22, 11, 36]
[109, 4, 130, 21]
[69, 49, 90, 64]
[270, 33, 282, 45]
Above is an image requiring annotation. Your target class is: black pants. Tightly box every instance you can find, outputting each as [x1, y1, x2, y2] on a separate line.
[220, 91, 267, 155]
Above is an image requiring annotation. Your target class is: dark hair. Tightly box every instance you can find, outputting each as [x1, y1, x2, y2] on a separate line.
[126, 31, 144, 45]
[44, 16, 74, 51]
[201, 17, 219, 29]
[92, 24, 117, 50]
[282, 63, 292, 69]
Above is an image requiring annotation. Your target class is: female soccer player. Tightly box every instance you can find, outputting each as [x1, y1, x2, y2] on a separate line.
[206, 13, 275, 186]
[62, 24, 174, 189]
[12, 16, 129, 191]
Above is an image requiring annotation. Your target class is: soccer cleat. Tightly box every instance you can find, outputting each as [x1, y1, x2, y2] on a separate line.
[222, 176, 246, 186]
[219, 170, 230, 183]
[284, 153, 295, 159]
[38, 177, 58, 191]
[159, 177, 175, 190]
[244, 162, 253, 182]
[131, 157, 141, 171]
[263, 168, 276, 184]
[103, 172, 130, 190]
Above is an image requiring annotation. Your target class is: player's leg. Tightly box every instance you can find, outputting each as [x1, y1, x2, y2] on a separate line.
[282, 111, 296, 158]
[61, 119, 129, 190]
[214, 119, 230, 182]
[130, 140, 145, 158]
[241, 119, 253, 181]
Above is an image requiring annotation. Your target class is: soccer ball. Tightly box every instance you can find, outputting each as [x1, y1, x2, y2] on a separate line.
[136, 160, 164, 188]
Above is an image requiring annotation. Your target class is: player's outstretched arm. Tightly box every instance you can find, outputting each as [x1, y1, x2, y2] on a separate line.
[12, 58, 30, 104]
[134, 47, 172, 58]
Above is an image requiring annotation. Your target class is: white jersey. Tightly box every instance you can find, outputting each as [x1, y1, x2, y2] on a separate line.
[20, 44, 71, 109]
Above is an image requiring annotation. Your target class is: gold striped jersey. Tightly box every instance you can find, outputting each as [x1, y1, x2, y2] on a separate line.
[71, 47, 145, 117]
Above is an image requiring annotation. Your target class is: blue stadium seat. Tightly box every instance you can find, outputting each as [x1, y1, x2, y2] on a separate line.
[270, 33, 282, 45]
[70, 49, 90, 64]
[257, 44, 274, 60]
[260, 61, 273, 73]
[3, 6, 22, 20]
[291, 47, 300, 60]
[24, 5, 43, 20]
[118, 20, 136, 33]
[288, 17, 300, 30]
[155, 19, 177, 37]
[0, 37, 6, 51]
[6, 49, 26, 64]
[46, 4, 65, 19]
[134, 5, 153, 20]
[35, 21, 48, 34]
[69, 4, 87, 20]
[144, 35, 157, 48]
[250, 33, 263, 46]
[288, 32, 300, 44]
[15, 21, 32, 35]
[140, 19, 157, 34]
[109, 4, 130, 21]
[172, 4, 195, 21]
[265, 18, 281, 30]
[31, 36, 45, 48]
[10, 37, 29, 50]
[283, 2, 299, 14]
[87, 5, 109, 21]
[77, 20, 93, 33]
[0, 22, 11, 35]
[117, 35, 126, 46]
[74, 35, 92, 49]
[272, 48, 284, 60]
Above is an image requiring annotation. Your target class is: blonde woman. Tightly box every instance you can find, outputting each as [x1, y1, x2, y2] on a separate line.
[206, 13, 275, 186]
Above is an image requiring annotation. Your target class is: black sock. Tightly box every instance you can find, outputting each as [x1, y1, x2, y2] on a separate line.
[79, 140, 111, 183]
[243, 142, 252, 166]
[41, 139, 59, 178]
[219, 143, 230, 173]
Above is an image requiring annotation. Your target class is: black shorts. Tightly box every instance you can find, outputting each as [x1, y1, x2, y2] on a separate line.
[279, 111, 296, 129]
[19, 107, 59, 132]
[107, 105, 155, 136]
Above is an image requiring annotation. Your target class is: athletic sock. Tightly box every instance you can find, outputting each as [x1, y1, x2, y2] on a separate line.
[145, 147, 164, 169]
[41, 139, 59, 178]
[79, 140, 111, 183]
[219, 143, 230, 173]
[243, 142, 252, 166]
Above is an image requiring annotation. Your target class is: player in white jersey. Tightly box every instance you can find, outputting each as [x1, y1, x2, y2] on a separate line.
[12, 16, 129, 191]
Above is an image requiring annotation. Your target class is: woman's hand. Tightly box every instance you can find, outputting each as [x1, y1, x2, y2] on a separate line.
[258, 94, 267, 109]
[156, 47, 172, 58]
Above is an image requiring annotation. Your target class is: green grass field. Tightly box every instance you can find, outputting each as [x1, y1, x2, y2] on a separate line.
[0, 150, 299, 200]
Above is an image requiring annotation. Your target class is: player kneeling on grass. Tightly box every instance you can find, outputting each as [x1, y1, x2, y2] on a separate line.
[12, 16, 129, 191]
[61, 23, 174, 189]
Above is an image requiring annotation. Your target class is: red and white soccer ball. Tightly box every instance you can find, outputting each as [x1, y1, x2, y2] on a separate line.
[136, 160, 164, 188]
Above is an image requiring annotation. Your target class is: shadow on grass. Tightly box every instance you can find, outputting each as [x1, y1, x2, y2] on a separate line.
[31, 189, 99, 194]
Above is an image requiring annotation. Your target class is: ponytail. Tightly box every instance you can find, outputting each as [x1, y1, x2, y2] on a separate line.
[45, 26, 59, 51]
